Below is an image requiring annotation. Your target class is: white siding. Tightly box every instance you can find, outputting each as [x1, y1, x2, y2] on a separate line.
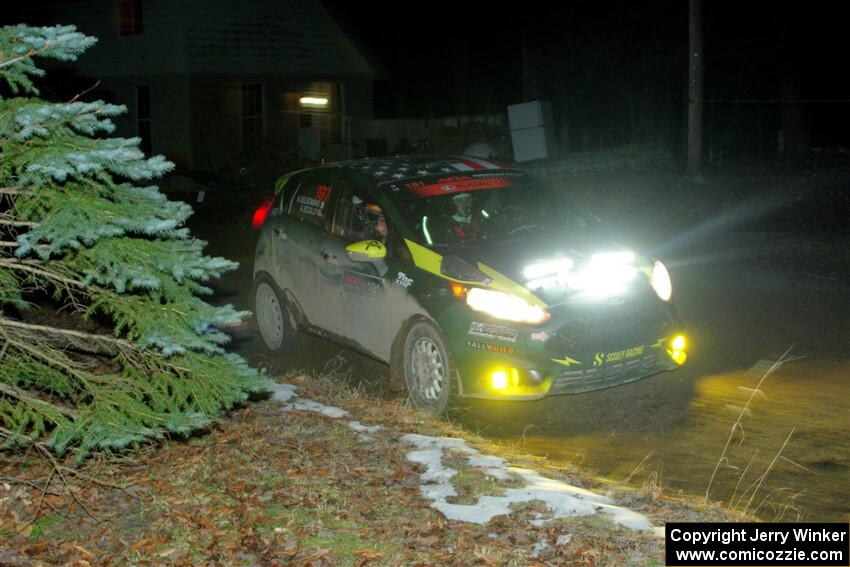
[48, 0, 374, 77]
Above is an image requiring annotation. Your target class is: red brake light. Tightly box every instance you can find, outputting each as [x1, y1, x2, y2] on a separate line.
[251, 198, 274, 230]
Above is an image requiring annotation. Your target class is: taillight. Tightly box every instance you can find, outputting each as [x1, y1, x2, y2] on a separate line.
[251, 198, 274, 230]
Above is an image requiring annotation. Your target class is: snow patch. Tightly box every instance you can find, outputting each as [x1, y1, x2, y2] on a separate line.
[268, 383, 297, 402]
[268, 383, 348, 418]
[402, 433, 654, 531]
[266, 385, 656, 534]
[530, 540, 551, 558]
[348, 421, 383, 434]
[285, 399, 348, 419]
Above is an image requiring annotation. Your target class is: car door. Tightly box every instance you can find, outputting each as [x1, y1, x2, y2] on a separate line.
[270, 169, 339, 332]
[322, 174, 393, 358]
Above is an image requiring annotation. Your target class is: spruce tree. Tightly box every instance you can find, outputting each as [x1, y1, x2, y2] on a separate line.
[0, 24, 270, 459]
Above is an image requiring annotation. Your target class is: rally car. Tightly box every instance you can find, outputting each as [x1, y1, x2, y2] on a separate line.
[252, 156, 687, 415]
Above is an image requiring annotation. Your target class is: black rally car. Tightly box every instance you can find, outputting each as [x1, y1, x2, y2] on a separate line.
[252, 156, 687, 414]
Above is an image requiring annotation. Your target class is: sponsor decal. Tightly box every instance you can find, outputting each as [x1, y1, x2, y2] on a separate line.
[364, 240, 384, 252]
[395, 271, 414, 288]
[530, 331, 549, 342]
[296, 195, 324, 217]
[551, 356, 581, 367]
[296, 184, 332, 217]
[465, 340, 516, 355]
[343, 270, 383, 301]
[468, 321, 517, 343]
[593, 345, 646, 367]
[315, 184, 332, 201]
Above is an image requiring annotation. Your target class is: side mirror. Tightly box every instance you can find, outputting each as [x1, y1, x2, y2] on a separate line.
[346, 239, 387, 262]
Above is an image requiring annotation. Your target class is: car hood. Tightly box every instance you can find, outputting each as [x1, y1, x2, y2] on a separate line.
[441, 231, 641, 306]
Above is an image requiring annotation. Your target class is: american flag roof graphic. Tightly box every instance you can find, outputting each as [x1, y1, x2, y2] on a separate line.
[334, 155, 515, 185]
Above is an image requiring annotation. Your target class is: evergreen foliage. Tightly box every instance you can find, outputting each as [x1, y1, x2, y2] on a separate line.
[0, 25, 271, 460]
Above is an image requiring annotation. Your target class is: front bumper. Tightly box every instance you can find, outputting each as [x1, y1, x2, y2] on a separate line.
[450, 301, 686, 400]
[455, 337, 685, 400]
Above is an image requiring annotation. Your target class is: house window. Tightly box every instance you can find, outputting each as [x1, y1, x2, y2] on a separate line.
[137, 85, 152, 155]
[119, 0, 144, 35]
[241, 84, 264, 151]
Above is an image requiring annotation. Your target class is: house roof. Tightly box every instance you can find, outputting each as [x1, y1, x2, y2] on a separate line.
[40, 0, 380, 77]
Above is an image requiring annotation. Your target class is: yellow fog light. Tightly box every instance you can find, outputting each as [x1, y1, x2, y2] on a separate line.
[671, 335, 686, 351]
[671, 350, 687, 365]
[491, 370, 508, 390]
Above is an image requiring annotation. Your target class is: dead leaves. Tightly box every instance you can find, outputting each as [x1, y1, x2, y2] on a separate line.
[0, 374, 671, 565]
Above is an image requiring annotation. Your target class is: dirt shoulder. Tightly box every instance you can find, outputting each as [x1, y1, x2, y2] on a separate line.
[1, 373, 742, 566]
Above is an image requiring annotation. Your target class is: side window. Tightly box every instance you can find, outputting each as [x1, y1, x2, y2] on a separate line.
[333, 176, 386, 244]
[273, 174, 300, 213]
[288, 173, 335, 229]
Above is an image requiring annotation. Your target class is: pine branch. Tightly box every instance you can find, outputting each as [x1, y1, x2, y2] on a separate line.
[0, 47, 41, 70]
[0, 258, 87, 288]
[0, 316, 133, 355]
[0, 381, 79, 418]
[0, 330, 93, 386]
[0, 218, 35, 227]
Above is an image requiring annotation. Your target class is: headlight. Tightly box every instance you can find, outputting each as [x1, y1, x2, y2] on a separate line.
[568, 252, 637, 297]
[466, 288, 549, 324]
[523, 258, 574, 280]
[651, 260, 672, 301]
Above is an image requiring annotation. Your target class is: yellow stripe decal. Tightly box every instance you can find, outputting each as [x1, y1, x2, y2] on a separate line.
[404, 239, 547, 308]
[476, 263, 547, 308]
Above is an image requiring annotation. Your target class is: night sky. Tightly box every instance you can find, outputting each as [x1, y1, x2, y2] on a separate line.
[325, 1, 850, 150]
[3, 1, 848, 153]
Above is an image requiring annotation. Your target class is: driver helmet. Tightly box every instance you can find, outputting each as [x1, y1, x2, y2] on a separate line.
[451, 192, 472, 223]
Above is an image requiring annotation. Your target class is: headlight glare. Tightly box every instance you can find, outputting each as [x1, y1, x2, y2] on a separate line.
[466, 288, 548, 324]
[651, 260, 672, 301]
[523, 258, 574, 280]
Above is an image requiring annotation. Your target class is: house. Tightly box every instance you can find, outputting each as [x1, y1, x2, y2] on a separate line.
[37, 0, 380, 172]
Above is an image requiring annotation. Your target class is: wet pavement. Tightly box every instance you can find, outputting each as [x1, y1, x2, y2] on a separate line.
[188, 172, 850, 523]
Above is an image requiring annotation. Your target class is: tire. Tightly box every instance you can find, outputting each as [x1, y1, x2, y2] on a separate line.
[397, 320, 455, 416]
[253, 277, 296, 354]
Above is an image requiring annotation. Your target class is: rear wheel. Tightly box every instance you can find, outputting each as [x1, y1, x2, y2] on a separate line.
[254, 278, 295, 353]
[398, 320, 455, 415]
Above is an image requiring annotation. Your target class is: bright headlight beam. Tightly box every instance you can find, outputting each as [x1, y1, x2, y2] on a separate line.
[568, 251, 637, 297]
[523, 258, 574, 280]
[591, 251, 635, 265]
[466, 288, 548, 324]
[651, 260, 672, 301]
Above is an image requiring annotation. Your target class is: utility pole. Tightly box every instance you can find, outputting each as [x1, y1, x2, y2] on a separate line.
[687, 0, 704, 177]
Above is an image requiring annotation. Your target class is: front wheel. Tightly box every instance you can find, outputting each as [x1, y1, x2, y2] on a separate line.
[398, 320, 455, 415]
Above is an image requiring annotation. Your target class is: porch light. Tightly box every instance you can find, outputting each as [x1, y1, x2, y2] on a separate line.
[299, 96, 328, 107]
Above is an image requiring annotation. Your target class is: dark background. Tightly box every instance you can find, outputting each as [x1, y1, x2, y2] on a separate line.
[4, 1, 849, 163]
[326, 1, 850, 160]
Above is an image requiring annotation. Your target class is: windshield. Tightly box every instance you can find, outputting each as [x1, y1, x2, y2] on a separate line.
[387, 172, 594, 248]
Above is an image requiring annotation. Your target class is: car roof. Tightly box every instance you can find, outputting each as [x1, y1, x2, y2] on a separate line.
[326, 155, 519, 186]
